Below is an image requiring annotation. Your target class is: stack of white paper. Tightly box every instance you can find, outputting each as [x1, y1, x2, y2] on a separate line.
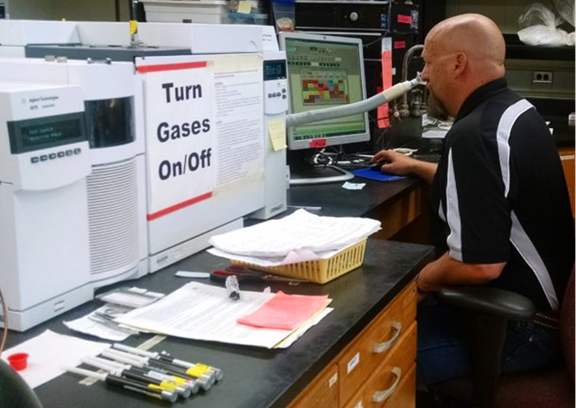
[208, 209, 381, 267]
[115, 282, 332, 349]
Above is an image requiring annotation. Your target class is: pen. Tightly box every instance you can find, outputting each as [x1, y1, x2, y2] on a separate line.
[82, 357, 193, 398]
[102, 348, 214, 391]
[64, 366, 178, 403]
[113, 343, 224, 381]
[88, 356, 200, 394]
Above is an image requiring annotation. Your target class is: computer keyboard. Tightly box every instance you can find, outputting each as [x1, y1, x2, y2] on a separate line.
[412, 153, 442, 163]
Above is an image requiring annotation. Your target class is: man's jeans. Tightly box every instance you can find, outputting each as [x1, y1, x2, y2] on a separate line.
[417, 298, 562, 387]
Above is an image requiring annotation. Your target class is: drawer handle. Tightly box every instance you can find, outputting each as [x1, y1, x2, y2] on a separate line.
[372, 321, 402, 354]
[372, 367, 402, 403]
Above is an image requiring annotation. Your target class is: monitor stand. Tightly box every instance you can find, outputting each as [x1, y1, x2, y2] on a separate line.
[289, 165, 353, 185]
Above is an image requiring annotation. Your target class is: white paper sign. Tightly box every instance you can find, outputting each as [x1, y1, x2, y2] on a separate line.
[210, 54, 264, 187]
[142, 60, 216, 218]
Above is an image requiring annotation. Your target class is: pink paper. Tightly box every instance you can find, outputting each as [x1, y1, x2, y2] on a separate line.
[237, 292, 329, 330]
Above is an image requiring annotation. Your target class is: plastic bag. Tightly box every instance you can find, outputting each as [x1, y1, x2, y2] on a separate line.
[518, 2, 574, 46]
[553, 0, 575, 27]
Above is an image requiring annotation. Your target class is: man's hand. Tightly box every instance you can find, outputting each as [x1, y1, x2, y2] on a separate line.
[371, 149, 438, 184]
[371, 149, 416, 176]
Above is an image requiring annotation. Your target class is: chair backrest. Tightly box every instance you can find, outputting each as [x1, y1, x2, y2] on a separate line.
[560, 266, 575, 382]
[0, 358, 43, 408]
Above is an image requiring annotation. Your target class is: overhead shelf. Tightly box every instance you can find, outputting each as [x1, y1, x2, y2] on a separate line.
[504, 33, 575, 61]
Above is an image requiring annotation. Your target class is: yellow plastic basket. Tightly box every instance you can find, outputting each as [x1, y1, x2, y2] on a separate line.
[232, 239, 367, 284]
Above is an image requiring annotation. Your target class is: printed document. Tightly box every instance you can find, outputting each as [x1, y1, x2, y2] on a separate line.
[116, 282, 330, 349]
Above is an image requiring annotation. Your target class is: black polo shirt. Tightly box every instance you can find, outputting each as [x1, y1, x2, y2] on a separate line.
[430, 78, 574, 311]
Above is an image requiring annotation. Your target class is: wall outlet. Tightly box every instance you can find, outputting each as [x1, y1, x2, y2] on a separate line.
[532, 71, 553, 84]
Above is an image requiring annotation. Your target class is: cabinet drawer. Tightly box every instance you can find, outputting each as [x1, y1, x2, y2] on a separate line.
[559, 146, 575, 217]
[382, 364, 415, 408]
[288, 364, 339, 408]
[343, 323, 417, 408]
[338, 280, 416, 404]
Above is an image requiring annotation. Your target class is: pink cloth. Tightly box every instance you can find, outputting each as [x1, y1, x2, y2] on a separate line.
[237, 292, 329, 330]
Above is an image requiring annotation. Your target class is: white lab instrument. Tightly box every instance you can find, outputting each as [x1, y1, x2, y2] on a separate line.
[0, 83, 93, 331]
[0, 20, 131, 57]
[250, 50, 289, 220]
[0, 59, 148, 330]
[0, 21, 289, 323]
[0, 58, 148, 286]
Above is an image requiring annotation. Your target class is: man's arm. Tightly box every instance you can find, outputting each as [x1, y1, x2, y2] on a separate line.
[371, 149, 437, 184]
[416, 252, 506, 296]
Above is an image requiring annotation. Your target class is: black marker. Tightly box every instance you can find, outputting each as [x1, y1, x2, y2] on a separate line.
[102, 348, 214, 391]
[89, 357, 200, 394]
[113, 344, 224, 383]
[64, 366, 178, 403]
[82, 357, 193, 398]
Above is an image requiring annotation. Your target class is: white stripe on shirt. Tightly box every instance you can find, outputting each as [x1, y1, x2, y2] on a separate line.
[496, 99, 559, 310]
[445, 148, 463, 261]
[496, 99, 532, 196]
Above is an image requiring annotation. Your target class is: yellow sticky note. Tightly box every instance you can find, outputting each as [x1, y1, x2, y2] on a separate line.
[268, 119, 287, 151]
[237, 1, 252, 14]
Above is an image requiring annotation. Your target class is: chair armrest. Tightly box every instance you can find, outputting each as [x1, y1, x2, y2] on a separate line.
[437, 286, 536, 321]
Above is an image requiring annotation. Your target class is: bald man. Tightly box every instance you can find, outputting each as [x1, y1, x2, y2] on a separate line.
[373, 14, 574, 388]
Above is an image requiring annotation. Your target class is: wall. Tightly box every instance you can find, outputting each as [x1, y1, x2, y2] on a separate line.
[9, 0, 54, 19]
[445, 0, 541, 33]
[9, 0, 130, 21]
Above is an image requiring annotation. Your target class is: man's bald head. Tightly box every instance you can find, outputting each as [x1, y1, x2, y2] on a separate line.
[421, 14, 506, 116]
[427, 14, 506, 81]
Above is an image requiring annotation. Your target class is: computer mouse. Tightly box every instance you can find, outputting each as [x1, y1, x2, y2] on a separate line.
[369, 161, 387, 171]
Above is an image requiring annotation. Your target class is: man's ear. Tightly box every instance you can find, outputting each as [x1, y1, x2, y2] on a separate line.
[453, 52, 467, 77]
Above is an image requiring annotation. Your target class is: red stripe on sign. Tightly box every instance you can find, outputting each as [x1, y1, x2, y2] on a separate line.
[137, 61, 208, 73]
[310, 138, 327, 148]
[397, 15, 412, 24]
[147, 192, 212, 221]
[394, 41, 406, 49]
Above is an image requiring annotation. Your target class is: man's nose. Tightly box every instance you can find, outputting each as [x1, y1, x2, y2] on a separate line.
[421, 66, 430, 81]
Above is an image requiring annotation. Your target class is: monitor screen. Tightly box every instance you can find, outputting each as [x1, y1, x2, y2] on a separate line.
[279, 32, 370, 150]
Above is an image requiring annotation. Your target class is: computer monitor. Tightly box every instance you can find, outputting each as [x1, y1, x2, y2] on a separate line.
[279, 32, 370, 184]
[280, 32, 369, 149]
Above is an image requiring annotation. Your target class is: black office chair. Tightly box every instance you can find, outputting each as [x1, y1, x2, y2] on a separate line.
[435, 267, 575, 408]
[0, 358, 43, 408]
[435, 285, 537, 408]
[438, 263, 576, 408]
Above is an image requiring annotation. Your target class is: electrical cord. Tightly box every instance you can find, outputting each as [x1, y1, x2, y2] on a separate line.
[362, 31, 390, 49]
[0, 284, 8, 357]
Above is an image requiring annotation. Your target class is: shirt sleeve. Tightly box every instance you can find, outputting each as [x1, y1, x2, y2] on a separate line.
[443, 123, 511, 263]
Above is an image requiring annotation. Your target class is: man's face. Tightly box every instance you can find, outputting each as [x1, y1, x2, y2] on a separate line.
[427, 89, 450, 120]
[421, 39, 451, 119]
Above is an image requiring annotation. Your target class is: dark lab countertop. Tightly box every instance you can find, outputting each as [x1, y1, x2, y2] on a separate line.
[550, 118, 575, 148]
[288, 176, 422, 218]
[7, 239, 434, 408]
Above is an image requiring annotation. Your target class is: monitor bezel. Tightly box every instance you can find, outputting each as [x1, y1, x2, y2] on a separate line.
[279, 32, 370, 151]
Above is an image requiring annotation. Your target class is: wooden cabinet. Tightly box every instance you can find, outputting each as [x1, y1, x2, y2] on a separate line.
[289, 280, 417, 408]
[289, 364, 340, 408]
[559, 146, 575, 218]
[343, 325, 416, 408]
